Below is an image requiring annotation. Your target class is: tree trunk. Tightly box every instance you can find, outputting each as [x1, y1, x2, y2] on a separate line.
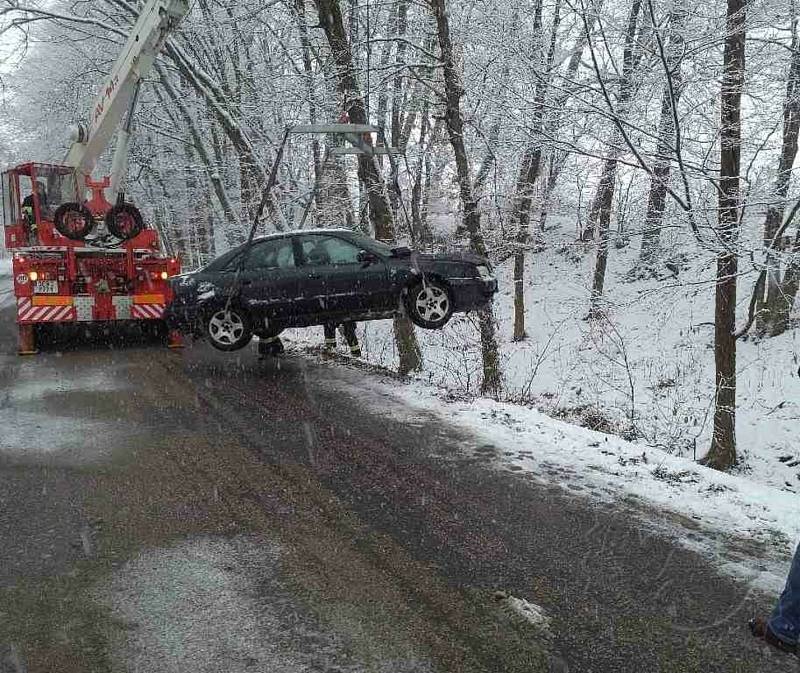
[638, 0, 688, 267]
[313, 0, 422, 374]
[512, 148, 542, 341]
[588, 159, 619, 317]
[756, 39, 800, 335]
[429, 0, 501, 395]
[411, 103, 432, 246]
[701, 0, 746, 472]
[773, 230, 800, 332]
[509, 0, 563, 341]
[313, 0, 395, 240]
[586, 0, 643, 317]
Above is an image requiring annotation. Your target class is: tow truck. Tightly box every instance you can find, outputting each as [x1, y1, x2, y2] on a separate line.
[1, 0, 188, 354]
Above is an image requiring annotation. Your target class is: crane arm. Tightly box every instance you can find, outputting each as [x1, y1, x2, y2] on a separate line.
[65, 0, 189, 180]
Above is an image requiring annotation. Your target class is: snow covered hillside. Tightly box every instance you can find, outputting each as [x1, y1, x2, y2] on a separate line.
[298, 220, 800, 498]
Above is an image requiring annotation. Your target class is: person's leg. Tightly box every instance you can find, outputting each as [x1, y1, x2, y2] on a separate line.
[258, 335, 284, 357]
[323, 322, 337, 353]
[340, 321, 361, 357]
[769, 542, 800, 646]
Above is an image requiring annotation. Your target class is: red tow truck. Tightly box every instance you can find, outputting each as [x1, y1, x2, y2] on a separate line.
[1, 0, 189, 354]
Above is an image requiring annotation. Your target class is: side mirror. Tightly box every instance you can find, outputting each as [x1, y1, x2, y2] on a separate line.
[357, 249, 377, 265]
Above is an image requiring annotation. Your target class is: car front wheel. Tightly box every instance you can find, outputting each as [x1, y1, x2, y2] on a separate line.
[405, 280, 454, 329]
[206, 307, 253, 351]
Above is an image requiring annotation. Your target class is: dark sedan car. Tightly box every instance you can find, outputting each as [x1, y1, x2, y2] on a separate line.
[165, 229, 497, 351]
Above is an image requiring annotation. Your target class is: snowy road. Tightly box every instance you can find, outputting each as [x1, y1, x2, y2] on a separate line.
[0, 295, 792, 671]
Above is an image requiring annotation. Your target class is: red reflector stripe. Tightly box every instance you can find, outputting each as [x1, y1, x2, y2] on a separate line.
[17, 297, 75, 323]
[131, 304, 165, 320]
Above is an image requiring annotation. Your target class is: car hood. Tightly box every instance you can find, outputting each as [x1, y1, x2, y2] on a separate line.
[411, 251, 488, 267]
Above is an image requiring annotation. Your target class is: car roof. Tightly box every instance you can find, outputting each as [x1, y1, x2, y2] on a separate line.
[252, 228, 356, 243]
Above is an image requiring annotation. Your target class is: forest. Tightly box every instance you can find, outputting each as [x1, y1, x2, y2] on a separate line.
[1, 0, 798, 484]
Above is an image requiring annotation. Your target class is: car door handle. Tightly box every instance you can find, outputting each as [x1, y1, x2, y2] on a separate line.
[241, 279, 252, 286]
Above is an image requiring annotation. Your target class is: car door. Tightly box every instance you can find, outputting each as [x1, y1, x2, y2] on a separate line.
[237, 237, 302, 326]
[296, 233, 391, 319]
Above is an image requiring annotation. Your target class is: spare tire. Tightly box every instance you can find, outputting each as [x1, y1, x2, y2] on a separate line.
[105, 203, 144, 240]
[53, 203, 95, 240]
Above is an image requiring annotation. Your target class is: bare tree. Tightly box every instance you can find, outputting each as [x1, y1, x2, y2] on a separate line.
[585, 0, 647, 318]
[637, 0, 688, 269]
[511, 0, 562, 341]
[428, 0, 501, 395]
[701, 0, 747, 472]
[755, 28, 800, 336]
[312, 0, 422, 374]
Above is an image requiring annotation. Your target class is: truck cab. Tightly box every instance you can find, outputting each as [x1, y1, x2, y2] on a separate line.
[2, 163, 82, 248]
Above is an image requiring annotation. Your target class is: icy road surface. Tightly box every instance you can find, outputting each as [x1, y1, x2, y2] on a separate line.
[0, 286, 793, 671]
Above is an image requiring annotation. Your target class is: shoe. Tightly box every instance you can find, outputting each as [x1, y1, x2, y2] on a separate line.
[750, 617, 798, 655]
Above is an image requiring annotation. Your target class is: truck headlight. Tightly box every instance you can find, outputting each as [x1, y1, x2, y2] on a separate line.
[476, 265, 494, 281]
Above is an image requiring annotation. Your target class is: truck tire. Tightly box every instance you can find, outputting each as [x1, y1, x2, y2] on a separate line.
[404, 279, 454, 329]
[54, 203, 94, 240]
[106, 203, 145, 240]
[206, 306, 253, 351]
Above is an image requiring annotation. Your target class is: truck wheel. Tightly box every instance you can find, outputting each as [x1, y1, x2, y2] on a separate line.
[106, 203, 144, 240]
[405, 280, 454, 329]
[206, 307, 252, 351]
[54, 203, 94, 240]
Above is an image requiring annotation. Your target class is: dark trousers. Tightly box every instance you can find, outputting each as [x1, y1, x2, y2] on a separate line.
[323, 322, 360, 355]
[770, 541, 800, 645]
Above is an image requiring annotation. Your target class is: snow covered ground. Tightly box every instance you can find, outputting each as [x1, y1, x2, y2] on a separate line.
[324, 372, 797, 592]
[99, 536, 433, 673]
[286, 220, 800, 590]
[295, 220, 800, 496]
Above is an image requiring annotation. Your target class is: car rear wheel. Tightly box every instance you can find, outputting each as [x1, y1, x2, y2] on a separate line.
[405, 280, 454, 329]
[206, 307, 252, 351]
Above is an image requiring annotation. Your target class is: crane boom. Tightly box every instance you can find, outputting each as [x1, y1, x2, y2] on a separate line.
[65, 0, 189, 181]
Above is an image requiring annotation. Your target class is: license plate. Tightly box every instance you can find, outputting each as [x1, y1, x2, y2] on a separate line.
[34, 280, 59, 294]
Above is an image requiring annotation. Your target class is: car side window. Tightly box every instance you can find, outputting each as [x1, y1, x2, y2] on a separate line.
[243, 238, 295, 270]
[300, 235, 361, 267]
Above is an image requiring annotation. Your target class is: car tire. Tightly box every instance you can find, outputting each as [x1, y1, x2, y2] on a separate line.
[405, 279, 454, 329]
[205, 306, 253, 351]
